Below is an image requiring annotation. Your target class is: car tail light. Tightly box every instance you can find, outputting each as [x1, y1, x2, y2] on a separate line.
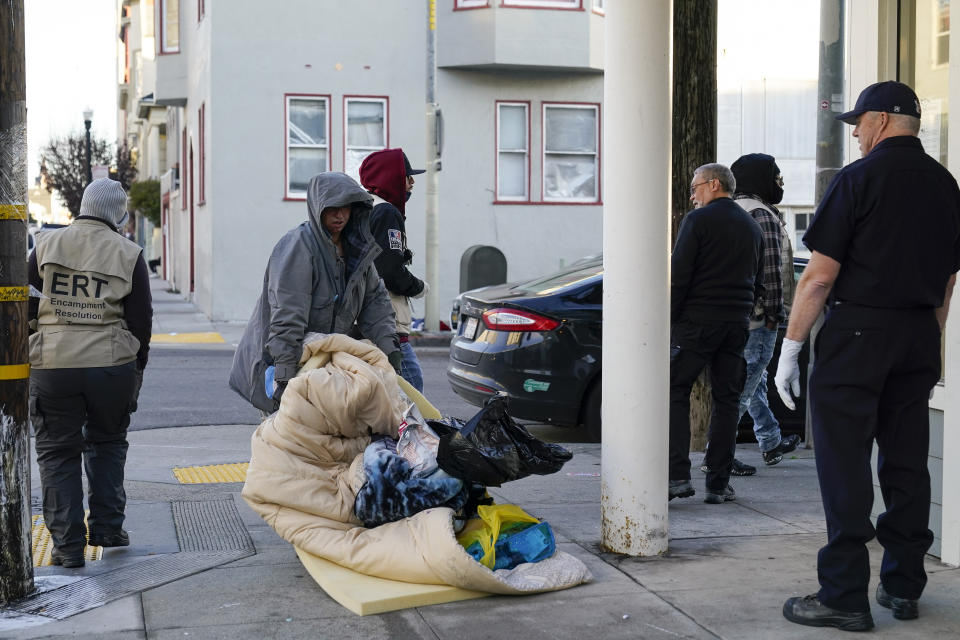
[481, 308, 560, 332]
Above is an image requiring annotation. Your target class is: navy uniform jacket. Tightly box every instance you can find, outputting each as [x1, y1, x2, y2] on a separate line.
[805, 136, 960, 308]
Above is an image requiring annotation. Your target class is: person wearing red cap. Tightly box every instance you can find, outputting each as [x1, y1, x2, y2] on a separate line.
[359, 148, 428, 391]
[777, 81, 960, 630]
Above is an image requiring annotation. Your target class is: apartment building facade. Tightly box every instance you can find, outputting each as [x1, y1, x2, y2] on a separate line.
[118, 0, 606, 322]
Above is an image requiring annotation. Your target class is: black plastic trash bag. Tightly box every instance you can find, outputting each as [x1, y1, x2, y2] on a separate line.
[432, 396, 573, 487]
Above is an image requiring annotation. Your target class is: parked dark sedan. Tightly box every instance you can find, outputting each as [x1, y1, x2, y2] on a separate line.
[448, 258, 604, 440]
[448, 256, 809, 442]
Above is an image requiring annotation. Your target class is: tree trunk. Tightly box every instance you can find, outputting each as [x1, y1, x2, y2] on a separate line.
[0, 0, 35, 604]
[672, 0, 718, 452]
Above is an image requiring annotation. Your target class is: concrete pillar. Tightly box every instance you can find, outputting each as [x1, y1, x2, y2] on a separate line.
[600, 0, 671, 556]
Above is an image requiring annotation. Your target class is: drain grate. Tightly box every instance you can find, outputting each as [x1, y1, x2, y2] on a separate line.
[6, 498, 255, 621]
[172, 499, 253, 552]
[10, 552, 248, 619]
[173, 462, 248, 484]
[31, 514, 102, 567]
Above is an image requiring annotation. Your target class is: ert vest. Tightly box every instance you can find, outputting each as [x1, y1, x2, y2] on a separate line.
[736, 197, 796, 328]
[30, 219, 143, 369]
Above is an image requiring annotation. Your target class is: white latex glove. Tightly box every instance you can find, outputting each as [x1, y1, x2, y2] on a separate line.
[412, 280, 429, 300]
[774, 337, 804, 411]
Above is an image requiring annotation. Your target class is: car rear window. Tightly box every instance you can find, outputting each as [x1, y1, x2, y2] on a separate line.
[515, 262, 603, 296]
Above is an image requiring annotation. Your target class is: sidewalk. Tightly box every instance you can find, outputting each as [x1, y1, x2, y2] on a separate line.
[3, 278, 959, 638]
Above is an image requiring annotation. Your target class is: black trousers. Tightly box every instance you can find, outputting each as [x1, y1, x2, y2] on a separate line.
[669, 320, 748, 492]
[811, 305, 939, 612]
[30, 363, 138, 553]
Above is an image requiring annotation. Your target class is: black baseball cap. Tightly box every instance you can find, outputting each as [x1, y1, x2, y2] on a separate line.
[403, 152, 425, 176]
[836, 81, 922, 125]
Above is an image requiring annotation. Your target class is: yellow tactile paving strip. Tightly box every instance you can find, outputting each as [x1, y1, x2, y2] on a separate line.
[31, 514, 103, 567]
[173, 463, 249, 484]
[151, 332, 226, 344]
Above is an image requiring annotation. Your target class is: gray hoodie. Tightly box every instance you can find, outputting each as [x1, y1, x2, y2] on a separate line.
[229, 172, 397, 412]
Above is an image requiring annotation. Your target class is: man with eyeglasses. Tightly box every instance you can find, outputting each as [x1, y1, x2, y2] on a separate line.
[776, 81, 960, 631]
[699, 154, 800, 479]
[669, 163, 764, 504]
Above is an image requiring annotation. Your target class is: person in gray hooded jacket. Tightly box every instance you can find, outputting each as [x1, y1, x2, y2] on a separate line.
[229, 172, 400, 414]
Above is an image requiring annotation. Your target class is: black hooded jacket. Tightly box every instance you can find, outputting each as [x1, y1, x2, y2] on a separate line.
[359, 149, 425, 301]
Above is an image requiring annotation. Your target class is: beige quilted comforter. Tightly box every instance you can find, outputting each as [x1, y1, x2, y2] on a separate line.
[241, 333, 591, 594]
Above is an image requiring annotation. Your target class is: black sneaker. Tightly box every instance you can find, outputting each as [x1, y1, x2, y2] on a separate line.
[88, 529, 130, 548]
[704, 484, 736, 504]
[876, 583, 919, 620]
[668, 479, 695, 501]
[51, 548, 85, 568]
[700, 458, 757, 476]
[730, 458, 756, 476]
[782, 594, 874, 631]
[762, 434, 801, 466]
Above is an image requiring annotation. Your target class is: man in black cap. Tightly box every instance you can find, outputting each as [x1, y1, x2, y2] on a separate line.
[776, 81, 960, 630]
[359, 148, 428, 391]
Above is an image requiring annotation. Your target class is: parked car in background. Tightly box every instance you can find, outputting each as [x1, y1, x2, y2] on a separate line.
[448, 256, 810, 442]
[448, 257, 604, 441]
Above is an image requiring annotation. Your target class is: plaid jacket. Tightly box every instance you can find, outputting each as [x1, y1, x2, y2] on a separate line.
[735, 194, 790, 324]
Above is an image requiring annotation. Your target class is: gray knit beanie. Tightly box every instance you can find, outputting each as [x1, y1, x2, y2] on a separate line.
[79, 178, 129, 228]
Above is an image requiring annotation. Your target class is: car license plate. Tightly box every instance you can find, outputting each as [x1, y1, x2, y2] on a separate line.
[463, 316, 478, 340]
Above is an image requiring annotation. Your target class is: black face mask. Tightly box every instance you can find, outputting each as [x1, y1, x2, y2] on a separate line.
[769, 165, 784, 204]
[405, 191, 412, 202]
[770, 184, 784, 205]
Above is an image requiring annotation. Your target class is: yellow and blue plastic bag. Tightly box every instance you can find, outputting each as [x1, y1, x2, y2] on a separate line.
[457, 504, 555, 570]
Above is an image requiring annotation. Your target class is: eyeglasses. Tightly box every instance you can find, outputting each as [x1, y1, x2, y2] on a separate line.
[689, 178, 714, 195]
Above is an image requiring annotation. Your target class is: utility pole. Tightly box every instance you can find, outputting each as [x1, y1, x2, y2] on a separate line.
[0, 0, 35, 604]
[423, 0, 441, 331]
[816, 0, 845, 202]
[806, 0, 845, 448]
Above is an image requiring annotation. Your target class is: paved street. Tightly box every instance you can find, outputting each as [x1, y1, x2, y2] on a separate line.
[2, 276, 959, 639]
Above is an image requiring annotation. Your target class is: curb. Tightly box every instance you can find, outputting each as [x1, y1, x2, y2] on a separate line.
[408, 332, 453, 348]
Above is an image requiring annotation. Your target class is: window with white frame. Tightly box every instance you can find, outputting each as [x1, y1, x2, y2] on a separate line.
[158, 0, 179, 53]
[502, 0, 581, 8]
[935, 0, 950, 67]
[286, 96, 329, 198]
[543, 104, 598, 202]
[455, 0, 489, 8]
[593, 0, 605, 14]
[344, 98, 387, 181]
[496, 102, 529, 201]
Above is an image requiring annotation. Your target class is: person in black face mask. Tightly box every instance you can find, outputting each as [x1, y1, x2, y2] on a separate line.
[701, 153, 799, 478]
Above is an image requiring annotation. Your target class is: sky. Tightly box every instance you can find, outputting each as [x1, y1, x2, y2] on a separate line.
[25, 0, 118, 185]
[718, 0, 821, 88]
